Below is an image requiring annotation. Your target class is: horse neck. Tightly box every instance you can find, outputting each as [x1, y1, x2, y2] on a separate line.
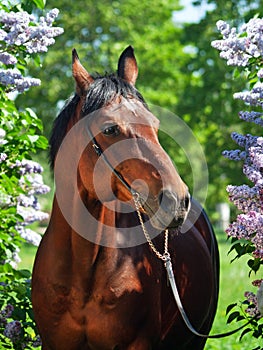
[47, 188, 118, 277]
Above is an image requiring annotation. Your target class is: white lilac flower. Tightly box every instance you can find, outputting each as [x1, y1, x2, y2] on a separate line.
[0, 152, 7, 162]
[0, 127, 5, 138]
[258, 68, 263, 78]
[9, 249, 21, 268]
[0, 191, 11, 208]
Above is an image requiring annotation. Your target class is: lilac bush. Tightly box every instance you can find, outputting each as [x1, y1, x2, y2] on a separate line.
[0, 1, 63, 349]
[0, 7, 63, 92]
[212, 18, 263, 342]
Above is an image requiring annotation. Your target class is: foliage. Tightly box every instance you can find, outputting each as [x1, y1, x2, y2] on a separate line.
[0, 1, 63, 348]
[212, 17, 263, 345]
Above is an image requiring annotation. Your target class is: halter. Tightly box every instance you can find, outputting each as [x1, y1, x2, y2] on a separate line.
[87, 125, 258, 339]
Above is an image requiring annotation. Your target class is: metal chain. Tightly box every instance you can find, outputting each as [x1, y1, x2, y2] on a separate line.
[133, 194, 170, 262]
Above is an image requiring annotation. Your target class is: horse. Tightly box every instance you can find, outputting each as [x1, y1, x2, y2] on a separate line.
[32, 46, 219, 350]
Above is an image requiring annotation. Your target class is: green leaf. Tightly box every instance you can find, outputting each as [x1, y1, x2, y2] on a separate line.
[35, 135, 48, 149]
[226, 303, 237, 315]
[227, 311, 240, 324]
[239, 327, 252, 340]
[16, 269, 31, 279]
[32, 0, 46, 10]
[27, 134, 39, 143]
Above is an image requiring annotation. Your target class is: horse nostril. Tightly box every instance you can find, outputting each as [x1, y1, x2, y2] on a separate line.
[184, 193, 191, 212]
[158, 190, 178, 213]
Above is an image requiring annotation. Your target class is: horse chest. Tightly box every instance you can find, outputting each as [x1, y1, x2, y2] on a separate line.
[63, 257, 163, 349]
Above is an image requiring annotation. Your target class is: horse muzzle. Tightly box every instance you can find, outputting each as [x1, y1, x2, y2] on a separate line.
[143, 189, 191, 230]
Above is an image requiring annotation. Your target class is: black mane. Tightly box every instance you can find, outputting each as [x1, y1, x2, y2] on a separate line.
[49, 73, 147, 169]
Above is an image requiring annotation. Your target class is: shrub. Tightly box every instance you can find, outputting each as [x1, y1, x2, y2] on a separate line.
[0, 1, 63, 348]
[212, 17, 263, 345]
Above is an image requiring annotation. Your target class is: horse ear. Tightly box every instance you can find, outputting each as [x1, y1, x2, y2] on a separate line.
[72, 49, 94, 96]
[117, 46, 138, 85]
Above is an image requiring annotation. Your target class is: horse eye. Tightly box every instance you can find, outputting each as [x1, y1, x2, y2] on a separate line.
[102, 125, 120, 137]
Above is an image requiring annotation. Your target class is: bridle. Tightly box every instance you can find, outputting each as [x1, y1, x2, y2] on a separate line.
[86, 123, 258, 339]
[86, 125, 138, 197]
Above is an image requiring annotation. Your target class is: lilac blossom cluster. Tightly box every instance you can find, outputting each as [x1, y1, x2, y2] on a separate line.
[212, 17, 263, 319]
[0, 152, 50, 256]
[14, 160, 50, 248]
[0, 304, 41, 347]
[211, 18, 263, 66]
[0, 8, 63, 92]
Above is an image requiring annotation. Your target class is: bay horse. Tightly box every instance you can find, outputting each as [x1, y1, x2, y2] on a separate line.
[32, 46, 219, 350]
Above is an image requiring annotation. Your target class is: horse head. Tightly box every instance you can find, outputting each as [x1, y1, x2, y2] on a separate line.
[59, 46, 190, 230]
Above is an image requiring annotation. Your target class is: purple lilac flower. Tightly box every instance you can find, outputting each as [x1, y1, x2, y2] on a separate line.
[4, 320, 22, 342]
[15, 226, 42, 246]
[19, 173, 50, 198]
[226, 211, 263, 258]
[244, 164, 263, 186]
[257, 282, 263, 316]
[32, 335, 42, 347]
[25, 173, 50, 195]
[1, 304, 14, 318]
[239, 111, 263, 126]
[17, 194, 39, 208]
[0, 52, 17, 65]
[0, 68, 41, 92]
[0, 9, 63, 53]
[244, 291, 260, 317]
[234, 82, 263, 107]
[226, 184, 262, 212]
[16, 159, 43, 174]
[211, 18, 263, 66]
[214, 18, 263, 319]
[0, 10, 34, 30]
[222, 149, 246, 161]
[17, 206, 49, 225]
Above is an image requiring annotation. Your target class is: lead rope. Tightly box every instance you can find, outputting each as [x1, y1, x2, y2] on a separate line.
[133, 194, 258, 339]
